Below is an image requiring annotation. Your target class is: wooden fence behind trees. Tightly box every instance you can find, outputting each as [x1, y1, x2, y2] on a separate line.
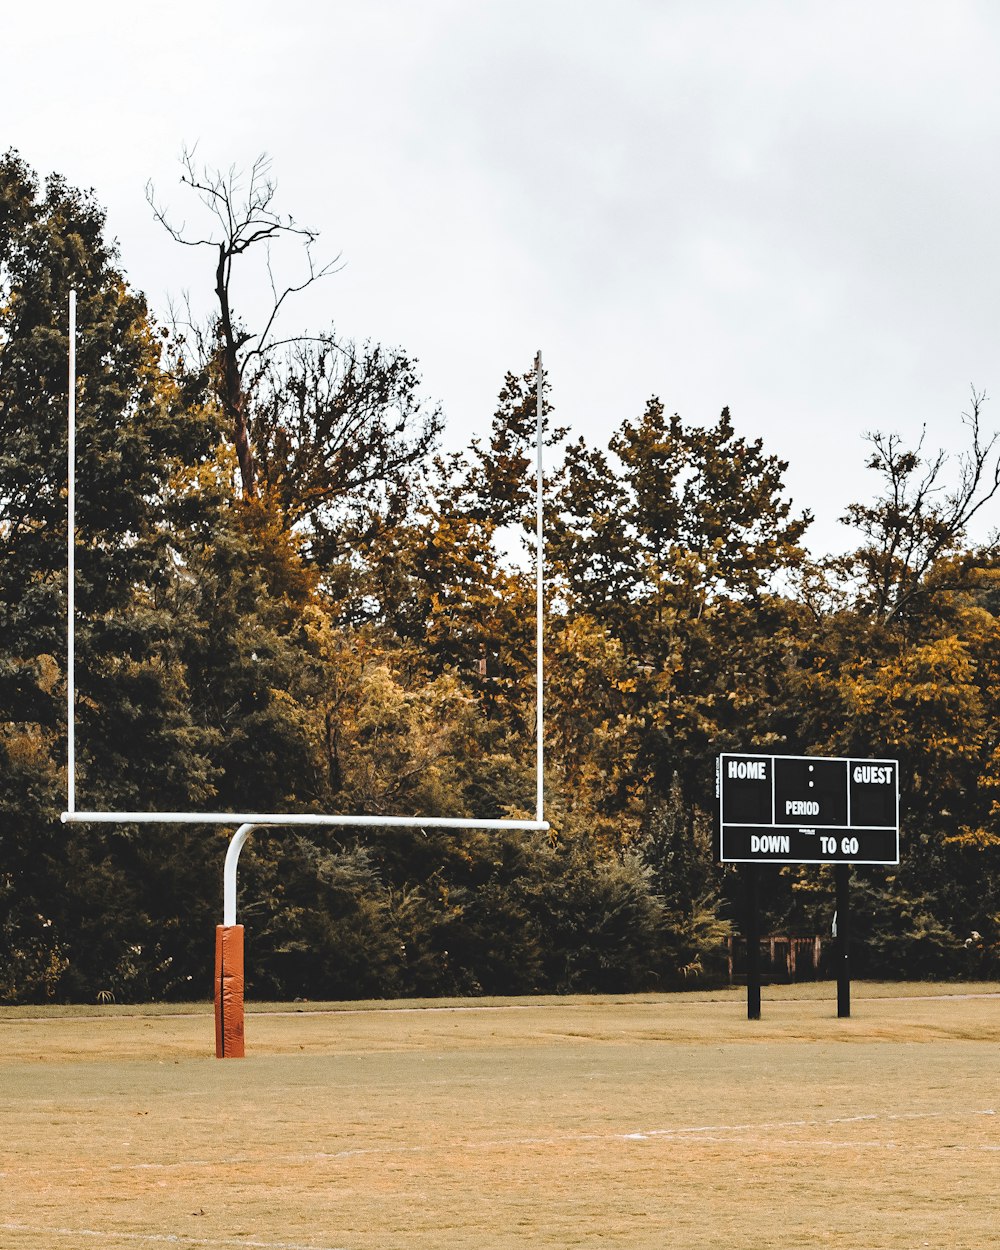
[727, 936, 826, 984]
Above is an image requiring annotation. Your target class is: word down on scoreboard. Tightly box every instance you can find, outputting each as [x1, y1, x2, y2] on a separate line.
[718, 753, 899, 864]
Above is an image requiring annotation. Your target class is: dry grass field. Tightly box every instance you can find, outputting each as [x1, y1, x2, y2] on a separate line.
[2, 983, 999, 1249]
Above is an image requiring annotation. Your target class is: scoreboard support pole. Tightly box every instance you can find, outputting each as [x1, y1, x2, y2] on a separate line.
[744, 864, 761, 1020]
[835, 864, 851, 1019]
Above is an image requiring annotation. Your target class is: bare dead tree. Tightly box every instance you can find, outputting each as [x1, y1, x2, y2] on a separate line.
[841, 389, 1000, 622]
[147, 150, 340, 497]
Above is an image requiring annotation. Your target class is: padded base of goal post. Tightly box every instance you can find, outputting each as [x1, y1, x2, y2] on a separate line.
[214, 925, 245, 1058]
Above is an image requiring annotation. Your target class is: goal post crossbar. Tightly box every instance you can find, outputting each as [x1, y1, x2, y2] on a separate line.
[59, 810, 548, 831]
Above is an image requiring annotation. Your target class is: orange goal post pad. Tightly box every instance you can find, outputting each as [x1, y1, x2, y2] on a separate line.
[215, 925, 245, 1059]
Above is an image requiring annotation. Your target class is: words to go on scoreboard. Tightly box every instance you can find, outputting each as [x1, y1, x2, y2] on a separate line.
[717, 753, 899, 865]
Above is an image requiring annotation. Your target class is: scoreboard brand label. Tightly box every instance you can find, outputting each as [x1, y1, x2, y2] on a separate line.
[717, 753, 899, 864]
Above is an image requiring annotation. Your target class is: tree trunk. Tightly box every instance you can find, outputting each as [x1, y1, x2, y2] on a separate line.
[215, 243, 257, 498]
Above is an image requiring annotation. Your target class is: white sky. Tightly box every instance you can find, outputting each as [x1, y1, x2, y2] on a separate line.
[7, 0, 1000, 552]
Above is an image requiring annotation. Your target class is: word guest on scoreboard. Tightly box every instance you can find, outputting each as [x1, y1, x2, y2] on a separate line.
[717, 753, 899, 865]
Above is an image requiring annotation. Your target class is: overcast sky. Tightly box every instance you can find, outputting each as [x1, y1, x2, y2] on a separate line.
[7, 0, 1000, 551]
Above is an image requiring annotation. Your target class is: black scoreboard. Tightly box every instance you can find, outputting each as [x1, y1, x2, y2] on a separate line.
[718, 753, 899, 865]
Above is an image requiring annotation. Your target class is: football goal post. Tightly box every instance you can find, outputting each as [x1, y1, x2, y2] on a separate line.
[60, 293, 549, 1055]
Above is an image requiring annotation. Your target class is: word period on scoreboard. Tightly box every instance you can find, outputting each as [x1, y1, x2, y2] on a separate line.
[717, 753, 899, 865]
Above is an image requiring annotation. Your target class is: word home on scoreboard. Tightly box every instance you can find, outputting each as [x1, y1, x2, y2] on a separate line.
[718, 753, 899, 865]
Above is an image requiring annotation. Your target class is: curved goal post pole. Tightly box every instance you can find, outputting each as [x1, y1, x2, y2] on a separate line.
[224, 823, 254, 927]
[215, 823, 255, 1059]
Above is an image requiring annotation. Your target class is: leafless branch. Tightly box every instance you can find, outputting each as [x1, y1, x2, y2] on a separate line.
[844, 388, 1000, 622]
[147, 148, 342, 497]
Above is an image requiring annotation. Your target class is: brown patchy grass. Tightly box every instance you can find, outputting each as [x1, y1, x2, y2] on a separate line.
[2, 983, 999, 1249]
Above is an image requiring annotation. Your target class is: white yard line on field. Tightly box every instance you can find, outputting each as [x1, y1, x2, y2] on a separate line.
[4, 1107, 994, 1178]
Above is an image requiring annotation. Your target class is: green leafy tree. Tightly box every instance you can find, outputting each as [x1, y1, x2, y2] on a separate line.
[0, 151, 220, 1001]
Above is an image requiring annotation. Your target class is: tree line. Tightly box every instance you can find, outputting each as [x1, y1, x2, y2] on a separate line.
[2, 149, 999, 1004]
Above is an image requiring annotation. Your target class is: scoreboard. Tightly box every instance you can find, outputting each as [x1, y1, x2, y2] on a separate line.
[718, 753, 899, 865]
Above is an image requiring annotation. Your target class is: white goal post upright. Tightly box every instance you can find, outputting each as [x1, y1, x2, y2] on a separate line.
[535, 350, 544, 825]
[60, 291, 549, 1054]
[66, 289, 76, 816]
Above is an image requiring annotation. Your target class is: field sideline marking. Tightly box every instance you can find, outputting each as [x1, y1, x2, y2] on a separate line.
[0, 1225, 348, 1250]
[4, 989, 1000, 1025]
